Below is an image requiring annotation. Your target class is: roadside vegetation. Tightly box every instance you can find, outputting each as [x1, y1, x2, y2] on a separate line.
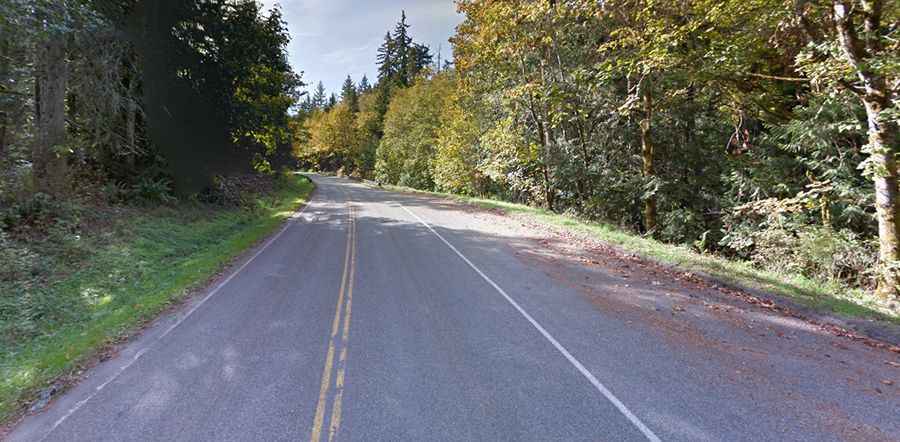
[294, 2, 900, 316]
[387, 183, 898, 323]
[1, 1, 305, 422]
[0, 174, 312, 422]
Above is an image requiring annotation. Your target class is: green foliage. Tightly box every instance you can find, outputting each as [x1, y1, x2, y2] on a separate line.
[130, 177, 176, 205]
[769, 93, 874, 232]
[353, 91, 384, 174]
[433, 87, 482, 195]
[0, 231, 40, 284]
[341, 75, 359, 113]
[376, 73, 451, 188]
[310, 81, 328, 110]
[297, 103, 360, 173]
[476, 117, 541, 202]
[151, 0, 302, 188]
[1, 193, 64, 231]
[748, 224, 877, 288]
[1, 0, 303, 203]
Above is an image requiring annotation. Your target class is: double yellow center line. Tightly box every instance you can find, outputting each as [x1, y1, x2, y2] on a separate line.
[311, 202, 357, 442]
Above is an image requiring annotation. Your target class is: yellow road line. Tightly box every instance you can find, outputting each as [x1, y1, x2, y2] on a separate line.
[311, 203, 356, 442]
[329, 206, 356, 441]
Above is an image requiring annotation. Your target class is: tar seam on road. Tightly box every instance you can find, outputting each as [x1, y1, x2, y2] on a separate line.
[311, 201, 357, 442]
[36, 196, 316, 442]
[399, 204, 663, 442]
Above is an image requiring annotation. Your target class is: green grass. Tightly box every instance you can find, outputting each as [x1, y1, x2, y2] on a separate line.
[0, 174, 313, 423]
[383, 184, 900, 324]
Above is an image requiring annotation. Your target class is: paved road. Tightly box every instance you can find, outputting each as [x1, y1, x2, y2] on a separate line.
[9, 175, 900, 441]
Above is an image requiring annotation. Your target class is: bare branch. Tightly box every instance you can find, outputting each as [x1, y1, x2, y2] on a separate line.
[744, 72, 810, 82]
[833, 1, 867, 67]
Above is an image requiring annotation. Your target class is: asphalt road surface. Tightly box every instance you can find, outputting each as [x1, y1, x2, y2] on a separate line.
[9, 175, 900, 441]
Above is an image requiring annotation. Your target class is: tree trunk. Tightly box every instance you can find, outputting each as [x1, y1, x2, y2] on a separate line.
[831, 0, 899, 298]
[540, 123, 555, 212]
[125, 68, 139, 170]
[863, 96, 900, 298]
[685, 82, 697, 179]
[576, 122, 592, 209]
[33, 33, 69, 196]
[519, 55, 554, 211]
[640, 78, 657, 234]
[0, 36, 9, 158]
[0, 117, 6, 159]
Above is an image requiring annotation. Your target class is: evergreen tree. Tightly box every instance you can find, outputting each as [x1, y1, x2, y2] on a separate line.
[392, 10, 413, 85]
[341, 75, 359, 112]
[311, 81, 327, 109]
[358, 75, 371, 93]
[299, 94, 314, 113]
[376, 31, 395, 84]
[376, 11, 431, 89]
[406, 43, 432, 84]
[325, 93, 337, 111]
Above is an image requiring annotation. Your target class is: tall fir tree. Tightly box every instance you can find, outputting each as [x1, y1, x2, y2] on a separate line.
[376, 11, 432, 89]
[376, 31, 396, 84]
[392, 10, 412, 86]
[406, 43, 432, 84]
[341, 75, 359, 112]
[368, 11, 436, 155]
[358, 75, 371, 93]
[311, 81, 327, 110]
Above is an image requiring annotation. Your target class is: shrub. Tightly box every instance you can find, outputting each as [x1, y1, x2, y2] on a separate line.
[740, 224, 877, 289]
[0, 231, 41, 283]
[131, 177, 176, 205]
[102, 181, 130, 204]
[1, 193, 74, 233]
[197, 174, 279, 208]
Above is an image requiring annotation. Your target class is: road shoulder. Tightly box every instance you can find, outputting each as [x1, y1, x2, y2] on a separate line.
[1, 176, 316, 436]
[372, 183, 900, 350]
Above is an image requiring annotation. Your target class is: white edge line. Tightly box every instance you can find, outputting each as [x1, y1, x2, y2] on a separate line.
[38, 196, 316, 441]
[399, 204, 662, 442]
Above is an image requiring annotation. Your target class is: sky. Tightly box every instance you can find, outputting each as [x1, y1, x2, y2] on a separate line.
[260, 0, 464, 96]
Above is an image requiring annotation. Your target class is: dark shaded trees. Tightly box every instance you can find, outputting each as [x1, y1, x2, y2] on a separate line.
[130, 0, 301, 190]
[33, 11, 69, 195]
[1, 0, 302, 201]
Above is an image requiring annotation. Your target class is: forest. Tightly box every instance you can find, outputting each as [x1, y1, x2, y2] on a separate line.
[294, 1, 900, 303]
[0, 0, 307, 419]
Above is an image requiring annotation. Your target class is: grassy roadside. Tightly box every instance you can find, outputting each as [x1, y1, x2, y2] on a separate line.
[0, 174, 313, 423]
[383, 184, 900, 325]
